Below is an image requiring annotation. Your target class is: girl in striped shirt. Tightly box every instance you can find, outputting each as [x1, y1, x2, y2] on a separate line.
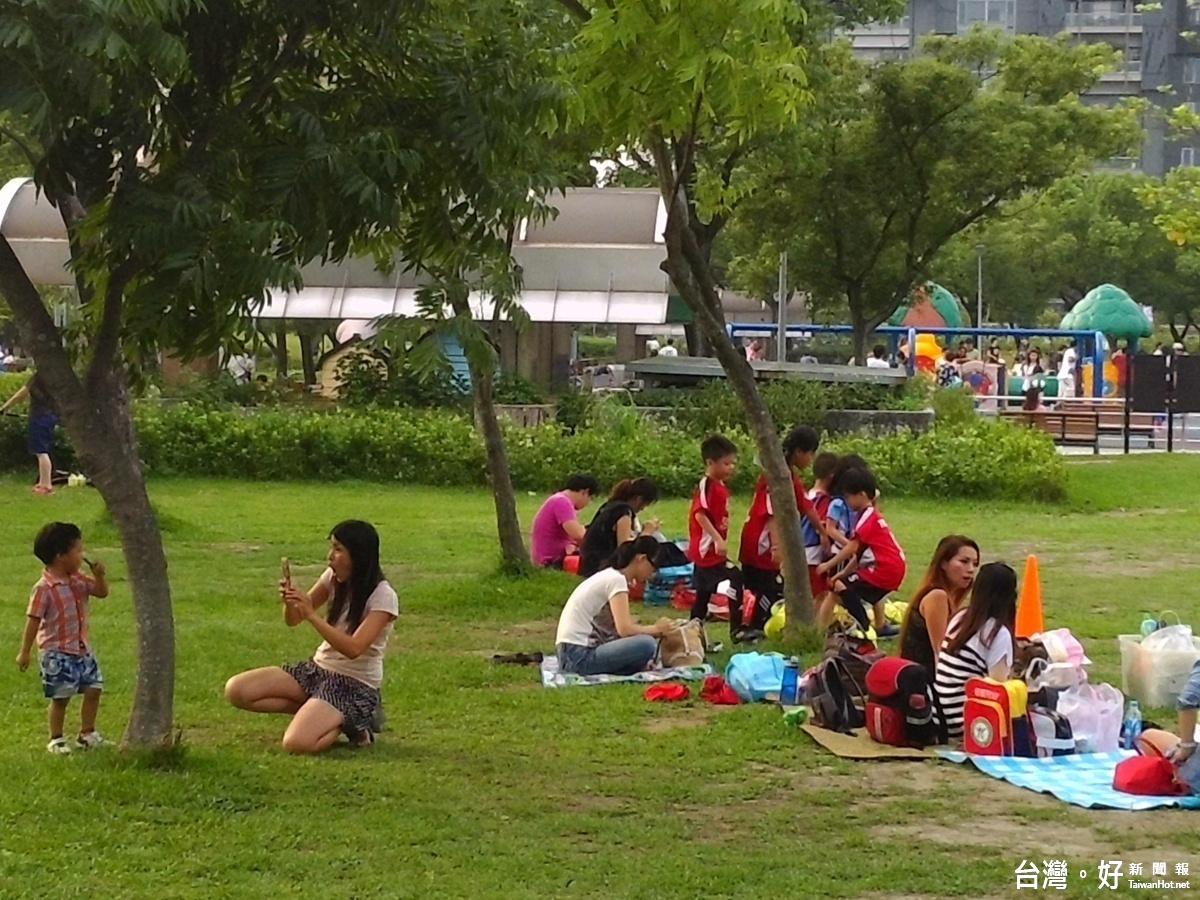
[933, 562, 1017, 742]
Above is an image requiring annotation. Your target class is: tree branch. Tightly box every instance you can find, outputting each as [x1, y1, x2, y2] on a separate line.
[0, 124, 38, 170]
[0, 235, 82, 397]
[552, 0, 592, 22]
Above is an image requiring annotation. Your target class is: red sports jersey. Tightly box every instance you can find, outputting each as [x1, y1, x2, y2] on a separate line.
[738, 473, 812, 571]
[850, 505, 906, 591]
[687, 477, 731, 567]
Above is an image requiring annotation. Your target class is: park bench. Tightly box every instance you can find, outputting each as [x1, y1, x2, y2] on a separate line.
[1057, 399, 1159, 448]
[998, 409, 1100, 454]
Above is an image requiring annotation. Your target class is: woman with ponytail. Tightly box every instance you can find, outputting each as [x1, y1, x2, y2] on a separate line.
[225, 520, 398, 753]
[556, 536, 675, 676]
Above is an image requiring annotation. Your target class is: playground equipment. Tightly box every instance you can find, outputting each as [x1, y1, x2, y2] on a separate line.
[727, 323, 1109, 398]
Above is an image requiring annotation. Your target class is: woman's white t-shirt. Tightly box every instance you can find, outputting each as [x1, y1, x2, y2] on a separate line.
[555, 568, 629, 648]
[311, 568, 399, 689]
[933, 610, 1014, 739]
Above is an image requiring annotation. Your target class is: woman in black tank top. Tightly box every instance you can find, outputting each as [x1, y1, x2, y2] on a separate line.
[577, 477, 660, 577]
[898, 535, 979, 678]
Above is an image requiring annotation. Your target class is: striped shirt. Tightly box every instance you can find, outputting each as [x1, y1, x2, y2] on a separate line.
[933, 612, 1014, 740]
[26, 570, 100, 655]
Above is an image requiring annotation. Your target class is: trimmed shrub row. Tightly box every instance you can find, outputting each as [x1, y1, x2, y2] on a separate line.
[0, 402, 1067, 502]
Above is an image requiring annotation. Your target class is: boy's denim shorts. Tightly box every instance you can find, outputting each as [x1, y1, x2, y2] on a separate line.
[39, 650, 104, 699]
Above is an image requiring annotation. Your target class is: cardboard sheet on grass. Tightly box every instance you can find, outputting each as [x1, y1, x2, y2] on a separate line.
[938, 749, 1200, 811]
[800, 722, 936, 759]
[539, 655, 712, 688]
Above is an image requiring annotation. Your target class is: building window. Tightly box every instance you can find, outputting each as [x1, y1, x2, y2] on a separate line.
[958, 0, 1015, 33]
[1182, 147, 1196, 166]
[1186, 58, 1200, 84]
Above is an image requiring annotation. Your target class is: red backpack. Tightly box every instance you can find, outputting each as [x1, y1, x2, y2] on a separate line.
[1113, 753, 1187, 796]
[864, 657, 939, 748]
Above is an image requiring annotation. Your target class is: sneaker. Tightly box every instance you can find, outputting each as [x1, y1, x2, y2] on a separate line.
[736, 628, 765, 645]
[47, 737, 71, 755]
[876, 624, 900, 638]
[76, 731, 107, 750]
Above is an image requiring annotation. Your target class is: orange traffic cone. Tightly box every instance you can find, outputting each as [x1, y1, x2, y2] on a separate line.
[1015, 554, 1044, 639]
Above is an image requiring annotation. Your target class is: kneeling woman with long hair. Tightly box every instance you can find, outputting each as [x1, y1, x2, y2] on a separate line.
[225, 520, 398, 753]
[556, 536, 675, 676]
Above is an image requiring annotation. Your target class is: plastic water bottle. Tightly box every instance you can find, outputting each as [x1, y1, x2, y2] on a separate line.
[780, 657, 800, 706]
[1122, 700, 1143, 750]
[1140, 614, 1159, 637]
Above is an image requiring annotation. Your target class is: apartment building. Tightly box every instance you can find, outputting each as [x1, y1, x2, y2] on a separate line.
[847, 0, 1196, 175]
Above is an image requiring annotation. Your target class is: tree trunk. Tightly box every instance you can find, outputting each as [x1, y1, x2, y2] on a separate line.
[298, 328, 318, 386]
[467, 355, 528, 573]
[847, 291, 870, 367]
[0, 238, 175, 748]
[274, 321, 289, 380]
[650, 170, 814, 636]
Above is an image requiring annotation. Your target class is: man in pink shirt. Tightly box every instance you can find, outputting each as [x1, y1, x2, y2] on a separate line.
[530, 474, 599, 568]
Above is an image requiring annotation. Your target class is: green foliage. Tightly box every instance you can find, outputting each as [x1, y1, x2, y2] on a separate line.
[334, 348, 466, 410]
[576, 333, 617, 359]
[928, 385, 978, 427]
[721, 33, 1141, 355]
[834, 418, 1067, 503]
[131, 405, 486, 485]
[0, 401, 1062, 502]
[635, 379, 924, 435]
[492, 372, 545, 405]
[937, 172, 1200, 328]
[561, 0, 811, 165]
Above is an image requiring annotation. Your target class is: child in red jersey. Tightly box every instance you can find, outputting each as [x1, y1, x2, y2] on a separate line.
[738, 426, 828, 641]
[687, 435, 743, 637]
[816, 467, 907, 634]
[804, 452, 839, 608]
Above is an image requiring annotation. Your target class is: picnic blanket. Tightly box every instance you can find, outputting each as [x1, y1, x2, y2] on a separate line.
[540, 655, 712, 688]
[801, 723, 936, 760]
[937, 749, 1200, 811]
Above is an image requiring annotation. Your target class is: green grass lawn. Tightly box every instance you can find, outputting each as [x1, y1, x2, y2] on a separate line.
[1, 455, 1199, 898]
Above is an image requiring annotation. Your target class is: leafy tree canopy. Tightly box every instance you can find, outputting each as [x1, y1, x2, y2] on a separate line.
[721, 30, 1140, 361]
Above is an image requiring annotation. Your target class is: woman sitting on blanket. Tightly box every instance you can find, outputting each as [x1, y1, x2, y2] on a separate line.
[556, 536, 675, 677]
[933, 561, 1017, 742]
[899, 535, 980, 680]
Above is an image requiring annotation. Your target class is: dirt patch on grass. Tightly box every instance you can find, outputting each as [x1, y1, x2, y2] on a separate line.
[642, 705, 734, 734]
[1095, 507, 1185, 519]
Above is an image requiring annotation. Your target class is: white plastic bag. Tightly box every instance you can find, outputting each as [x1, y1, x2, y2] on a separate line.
[1119, 628, 1200, 707]
[1141, 623, 1195, 652]
[1057, 682, 1123, 753]
[1025, 657, 1084, 691]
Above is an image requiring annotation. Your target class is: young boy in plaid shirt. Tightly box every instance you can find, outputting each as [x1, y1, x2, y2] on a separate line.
[16, 522, 110, 754]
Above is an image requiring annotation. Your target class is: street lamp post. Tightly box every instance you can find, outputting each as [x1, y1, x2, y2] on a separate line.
[974, 243, 986, 336]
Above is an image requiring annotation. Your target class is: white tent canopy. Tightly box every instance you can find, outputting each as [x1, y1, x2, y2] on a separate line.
[0, 180, 684, 325]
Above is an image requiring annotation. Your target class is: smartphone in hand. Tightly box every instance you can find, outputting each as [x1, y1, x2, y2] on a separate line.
[281, 557, 292, 588]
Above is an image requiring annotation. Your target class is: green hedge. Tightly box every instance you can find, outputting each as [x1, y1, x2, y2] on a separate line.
[0, 401, 1066, 501]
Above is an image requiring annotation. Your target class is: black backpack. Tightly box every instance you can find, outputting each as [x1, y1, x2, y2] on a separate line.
[808, 656, 865, 734]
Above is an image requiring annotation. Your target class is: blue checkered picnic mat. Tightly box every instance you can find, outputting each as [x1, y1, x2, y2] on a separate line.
[540, 655, 713, 688]
[937, 749, 1200, 811]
